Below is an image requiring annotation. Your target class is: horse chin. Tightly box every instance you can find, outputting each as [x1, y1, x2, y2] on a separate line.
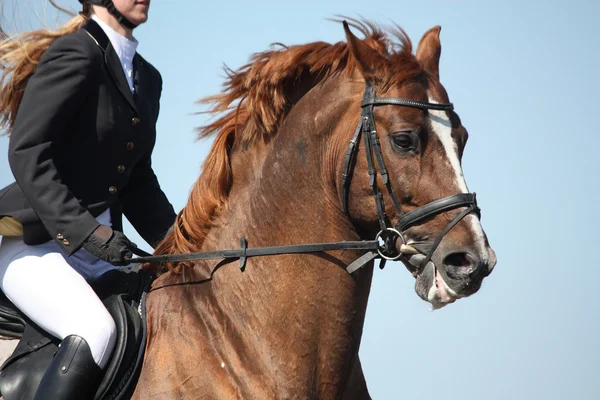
[414, 262, 462, 311]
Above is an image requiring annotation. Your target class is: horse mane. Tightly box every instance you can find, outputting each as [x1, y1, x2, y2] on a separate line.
[153, 19, 424, 273]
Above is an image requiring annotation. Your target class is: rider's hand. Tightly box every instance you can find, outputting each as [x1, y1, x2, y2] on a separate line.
[81, 225, 137, 266]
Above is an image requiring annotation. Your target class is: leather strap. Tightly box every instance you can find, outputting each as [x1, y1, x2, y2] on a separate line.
[129, 239, 381, 272]
[79, 0, 138, 29]
[361, 97, 454, 111]
[395, 193, 479, 232]
[362, 86, 389, 232]
[341, 119, 363, 216]
[417, 205, 477, 270]
[346, 251, 379, 274]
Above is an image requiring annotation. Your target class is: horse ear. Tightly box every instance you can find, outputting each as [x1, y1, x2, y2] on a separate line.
[343, 21, 386, 82]
[416, 26, 442, 80]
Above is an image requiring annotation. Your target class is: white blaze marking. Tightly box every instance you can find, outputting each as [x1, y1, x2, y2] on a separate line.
[427, 95, 488, 261]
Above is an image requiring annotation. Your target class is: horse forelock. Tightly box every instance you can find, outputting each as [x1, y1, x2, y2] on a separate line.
[152, 19, 427, 273]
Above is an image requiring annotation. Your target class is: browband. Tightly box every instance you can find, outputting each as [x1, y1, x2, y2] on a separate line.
[361, 97, 454, 111]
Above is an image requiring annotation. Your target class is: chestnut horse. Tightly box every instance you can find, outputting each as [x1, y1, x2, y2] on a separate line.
[133, 20, 497, 399]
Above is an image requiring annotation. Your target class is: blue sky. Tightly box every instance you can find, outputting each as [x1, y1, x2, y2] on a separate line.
[1, 1, 598, 399]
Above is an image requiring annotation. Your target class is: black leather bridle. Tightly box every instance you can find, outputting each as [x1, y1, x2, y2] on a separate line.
[340, 82, 480, 273]
[130, 82, 480, 277]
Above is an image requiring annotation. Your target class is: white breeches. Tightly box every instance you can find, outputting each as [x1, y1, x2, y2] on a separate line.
[0, 212, 120, 368]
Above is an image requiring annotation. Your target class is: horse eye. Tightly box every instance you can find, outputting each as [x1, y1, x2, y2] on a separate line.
[392, 133, 413, 150]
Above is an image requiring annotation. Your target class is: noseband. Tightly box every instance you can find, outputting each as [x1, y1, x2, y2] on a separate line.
[130, 82, 481, 279]
[341, 82, 480, 273]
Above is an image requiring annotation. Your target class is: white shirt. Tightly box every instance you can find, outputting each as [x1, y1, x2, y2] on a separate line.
[91, 14, 138, 93]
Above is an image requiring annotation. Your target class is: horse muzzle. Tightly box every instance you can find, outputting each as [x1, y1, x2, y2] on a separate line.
[408, 243, 497, 310]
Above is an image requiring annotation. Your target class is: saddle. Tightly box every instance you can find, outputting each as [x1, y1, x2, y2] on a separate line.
[0, 268, 152, 400]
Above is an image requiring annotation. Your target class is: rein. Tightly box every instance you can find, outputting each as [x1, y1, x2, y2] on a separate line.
[129, 81, 480, 276]
[129, 238, 382, 274]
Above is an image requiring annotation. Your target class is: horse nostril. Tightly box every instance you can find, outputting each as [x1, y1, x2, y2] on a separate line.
[441, 251, 488, 280]
[443, 252, 473, 269]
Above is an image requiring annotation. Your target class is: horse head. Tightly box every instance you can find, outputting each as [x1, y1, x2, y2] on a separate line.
[338, 21, 497, 309]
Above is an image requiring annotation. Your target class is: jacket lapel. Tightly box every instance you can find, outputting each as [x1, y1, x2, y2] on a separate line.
[83, 19, 137, 113]
[105, 42, 137, 112]
[133, 54, 142, 103]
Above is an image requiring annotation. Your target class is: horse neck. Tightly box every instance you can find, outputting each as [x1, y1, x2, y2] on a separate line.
[207, 73, 364, 251]
[167, 76, 374, 393]
[204, 72, 372, 319]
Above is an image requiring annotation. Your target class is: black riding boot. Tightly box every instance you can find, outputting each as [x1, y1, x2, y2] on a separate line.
[33, 335, 103, 400]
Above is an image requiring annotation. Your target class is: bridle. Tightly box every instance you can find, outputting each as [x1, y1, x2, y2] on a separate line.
[340, 81, 480, 273]
[130, 81, 480, 278]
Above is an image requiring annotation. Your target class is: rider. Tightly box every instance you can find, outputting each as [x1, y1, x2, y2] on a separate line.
[0, 0, 176, 398]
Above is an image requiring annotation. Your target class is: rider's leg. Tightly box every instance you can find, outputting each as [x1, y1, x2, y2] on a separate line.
[0, 236, 117, 398]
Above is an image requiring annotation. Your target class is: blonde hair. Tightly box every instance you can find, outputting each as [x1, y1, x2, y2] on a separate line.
[0, 4, 91, 135]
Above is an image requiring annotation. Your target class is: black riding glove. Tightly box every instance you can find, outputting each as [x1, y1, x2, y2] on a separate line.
[81, 225, 137, 266]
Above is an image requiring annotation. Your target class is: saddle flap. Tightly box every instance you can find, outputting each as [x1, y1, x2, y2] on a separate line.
[92, 269, 150, 400]
[94, 292, 144, 399]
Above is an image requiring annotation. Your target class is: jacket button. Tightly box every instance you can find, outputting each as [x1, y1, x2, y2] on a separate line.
[108, 186, 117, 194]
[117, 165, 126, 173]
[62, 239, 70, 246]
[126, 142, 134, 150]
[56, 233, 64, 240]
[131, 117, 140, 126]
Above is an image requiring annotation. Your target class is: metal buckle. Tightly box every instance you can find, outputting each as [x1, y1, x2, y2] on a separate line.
[375, 228, 404, 261]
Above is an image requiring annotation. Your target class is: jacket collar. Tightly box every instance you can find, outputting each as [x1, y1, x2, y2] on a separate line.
[91, 14, 138, 68]
[83, 18, 138, 114]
